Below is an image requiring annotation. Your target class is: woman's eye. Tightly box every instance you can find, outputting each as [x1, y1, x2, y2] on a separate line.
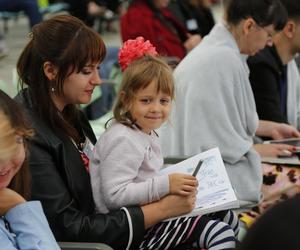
[81, 68, 92, 75]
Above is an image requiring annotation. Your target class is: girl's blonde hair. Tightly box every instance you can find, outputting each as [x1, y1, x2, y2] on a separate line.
[113, 55, 175, 128]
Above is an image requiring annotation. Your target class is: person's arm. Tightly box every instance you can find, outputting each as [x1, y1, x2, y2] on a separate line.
[92, 134, 170, 211]
[0, 188, 25, 216]
[183, 34, 201, 52]
[141, 193, 196, 229]
[256, 120, 300, 139]
[253, 143, 296, 158]
[0, 189, 59, 249]
[5, 201, 60, 250]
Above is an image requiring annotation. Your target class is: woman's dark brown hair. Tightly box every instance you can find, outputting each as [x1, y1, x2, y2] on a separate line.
[0, 90, 34, 200]
[17, 15, 106, 144]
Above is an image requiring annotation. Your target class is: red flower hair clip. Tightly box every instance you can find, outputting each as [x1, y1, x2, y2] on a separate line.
[119, 36, 158, 71]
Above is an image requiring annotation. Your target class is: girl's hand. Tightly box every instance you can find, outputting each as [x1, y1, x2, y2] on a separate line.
[169, 173, 198, 196]
[0, 188, 26, 215]
[253, 143, 296, 158]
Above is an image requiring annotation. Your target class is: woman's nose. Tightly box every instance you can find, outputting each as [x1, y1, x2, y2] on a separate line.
[91, 71, 102, 85]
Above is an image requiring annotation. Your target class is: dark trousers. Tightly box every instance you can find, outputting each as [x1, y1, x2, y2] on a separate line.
[0, 0, 42, 27]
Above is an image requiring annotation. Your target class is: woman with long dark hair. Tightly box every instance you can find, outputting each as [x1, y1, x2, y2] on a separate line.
[15, 14, 197, 249]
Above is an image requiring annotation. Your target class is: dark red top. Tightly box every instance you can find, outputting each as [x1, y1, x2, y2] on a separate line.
[121, 0, 188, 60]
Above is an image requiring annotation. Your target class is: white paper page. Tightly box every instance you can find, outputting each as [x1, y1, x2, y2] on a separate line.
[160, 148, 238, 211]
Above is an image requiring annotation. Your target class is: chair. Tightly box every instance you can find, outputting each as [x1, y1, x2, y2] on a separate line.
[58, 242, 113, 250]
[0, 11, 23, 33]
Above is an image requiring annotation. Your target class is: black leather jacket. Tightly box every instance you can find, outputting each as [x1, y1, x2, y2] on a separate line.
[15, 90, 145, 250]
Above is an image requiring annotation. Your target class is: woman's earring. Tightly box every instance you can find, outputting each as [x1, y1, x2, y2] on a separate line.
[51, 80, 55, 93]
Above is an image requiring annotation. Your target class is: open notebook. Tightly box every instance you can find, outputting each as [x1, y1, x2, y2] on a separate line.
[160, 148, 239, 219]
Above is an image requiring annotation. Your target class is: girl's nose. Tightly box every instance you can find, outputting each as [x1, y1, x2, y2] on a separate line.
[150, 102, 160, 112]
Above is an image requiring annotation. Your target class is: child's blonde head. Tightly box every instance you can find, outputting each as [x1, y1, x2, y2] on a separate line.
[113, 55, 174, 127]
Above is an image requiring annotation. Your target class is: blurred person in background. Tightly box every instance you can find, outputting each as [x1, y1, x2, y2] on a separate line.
[0, 0, 42, 28]
[121, 0, 202, 62]
[63, 0, 123, 29]
[168, 0, 215, 37]
[160, 0, 300, 227]
[0, 0, 42, 59]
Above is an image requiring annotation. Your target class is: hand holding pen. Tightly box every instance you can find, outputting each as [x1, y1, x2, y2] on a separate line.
[169, 173, 198, 196]
[168, 160, 203, 196]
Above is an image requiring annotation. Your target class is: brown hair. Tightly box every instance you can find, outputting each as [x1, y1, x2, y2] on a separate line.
[0, 90, 34, 200]
[113, 55, 174, 128]
[17, 15, 106, 144]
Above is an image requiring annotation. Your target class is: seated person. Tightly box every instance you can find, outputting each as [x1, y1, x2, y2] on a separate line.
[0, 0, 42, 28]
[248, 0, 300, 132]
[160, 0, 300, 225]
[90, 37, 239, 250]
[121, 0, 201, 61]
[0, 90, 60, 250]
[168, 0, 215, 37]
[15, 15, 198, 249]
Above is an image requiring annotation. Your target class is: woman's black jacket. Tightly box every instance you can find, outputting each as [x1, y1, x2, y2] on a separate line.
[15, 90, 145, 250]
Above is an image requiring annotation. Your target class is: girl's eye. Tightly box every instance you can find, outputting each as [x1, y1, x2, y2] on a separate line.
[160, 98, 170, 105]
[140, 99, 151, 104]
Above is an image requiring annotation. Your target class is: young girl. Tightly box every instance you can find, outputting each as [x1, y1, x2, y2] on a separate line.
[16, 15, 199, 249]
[0, 90, 60, 250]
[90, 37, 239, 250]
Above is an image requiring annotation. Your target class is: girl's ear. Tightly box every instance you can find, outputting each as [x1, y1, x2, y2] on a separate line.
[243, 18, 256, 35]
[119, 91, 126, 105]
[43, 61, 58, 81]
[120, 91, 132, 111]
